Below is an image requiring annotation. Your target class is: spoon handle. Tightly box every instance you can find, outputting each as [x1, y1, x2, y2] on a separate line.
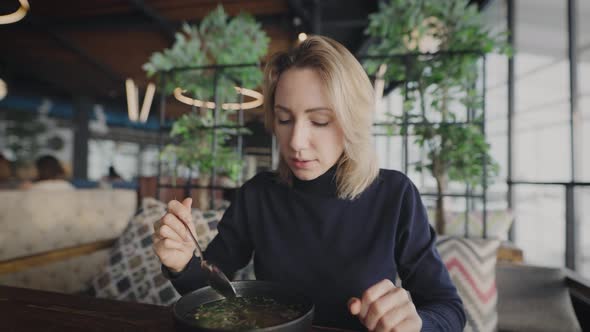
[181, 219, 205, 259]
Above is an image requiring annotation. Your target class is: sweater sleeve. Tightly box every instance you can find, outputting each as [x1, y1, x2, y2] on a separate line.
[162, 184, 255, 295]
[395, 180, 466, 331]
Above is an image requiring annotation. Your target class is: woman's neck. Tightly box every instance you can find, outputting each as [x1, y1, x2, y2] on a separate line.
[292, 164, 338, 197]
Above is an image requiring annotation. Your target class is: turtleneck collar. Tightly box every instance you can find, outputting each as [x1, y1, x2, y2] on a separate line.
[292, 164, 339, 197]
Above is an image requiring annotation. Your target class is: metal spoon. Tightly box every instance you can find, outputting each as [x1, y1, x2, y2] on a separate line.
[182, 221, 237, 298]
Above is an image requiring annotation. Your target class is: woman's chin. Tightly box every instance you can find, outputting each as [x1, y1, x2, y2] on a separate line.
[291, 168, 322, 181]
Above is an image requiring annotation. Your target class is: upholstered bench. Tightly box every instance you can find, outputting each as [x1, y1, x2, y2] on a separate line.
[0, 189, 137, 293]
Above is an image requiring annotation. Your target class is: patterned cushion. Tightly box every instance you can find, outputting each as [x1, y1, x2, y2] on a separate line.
[88, 198, 226, 305]
[436, 236, 501, 332]
[428, 209, 513, 239]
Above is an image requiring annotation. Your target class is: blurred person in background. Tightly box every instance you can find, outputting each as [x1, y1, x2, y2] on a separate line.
[105, 165, 123, 182]
[0, 154, 17, 189]
[99, 165, 124, 189]
[28, 155, 74, 191]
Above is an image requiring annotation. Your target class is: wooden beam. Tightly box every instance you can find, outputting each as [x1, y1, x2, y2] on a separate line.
[0, 238, 116, 275]
[0, 53, 112, 97]
[150, 0, 289, 21]
[45, 29, 125, 85]
[31, 1, 289, 29]
[26, 0, 289, 21]
[11, 20, 126, 86]
[128, 0, 176, 44]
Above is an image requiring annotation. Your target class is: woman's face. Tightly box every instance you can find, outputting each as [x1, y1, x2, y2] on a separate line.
[273, 68, 345, 181]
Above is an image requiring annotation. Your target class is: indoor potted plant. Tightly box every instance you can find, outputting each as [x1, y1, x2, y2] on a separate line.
[143, 5, 268, 193]
[364, 0, 510, 234]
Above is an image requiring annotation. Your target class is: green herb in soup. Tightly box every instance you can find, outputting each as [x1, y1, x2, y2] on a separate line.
[193, 296, 305, 329]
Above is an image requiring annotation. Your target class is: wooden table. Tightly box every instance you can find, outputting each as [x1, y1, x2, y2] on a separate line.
[0, 285, 352, 332]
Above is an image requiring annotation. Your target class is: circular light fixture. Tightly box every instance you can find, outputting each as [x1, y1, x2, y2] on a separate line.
[298, 32, 308, 42]
[0, 0, 30, 25]
[0, 78, 7, 100]
[174, 86, 263, 110]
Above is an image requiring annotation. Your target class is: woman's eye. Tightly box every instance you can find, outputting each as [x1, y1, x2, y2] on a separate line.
[277, 118, 291, 125]
[312, 121, 329, 127]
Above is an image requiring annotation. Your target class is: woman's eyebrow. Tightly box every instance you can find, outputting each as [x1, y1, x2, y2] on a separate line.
[274, 105, 291, 113]
[274, 104, 332, 113]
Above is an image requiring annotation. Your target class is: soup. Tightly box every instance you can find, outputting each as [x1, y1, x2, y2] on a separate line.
[192, 295, 305, 329]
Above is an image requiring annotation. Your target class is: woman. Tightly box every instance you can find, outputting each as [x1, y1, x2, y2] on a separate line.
[153, 36, 465, 331]
[28, 155, 74, 190]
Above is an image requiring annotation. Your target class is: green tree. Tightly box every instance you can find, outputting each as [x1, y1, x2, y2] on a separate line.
[144, 5, 268, 183]
[365, 0, 510, 234]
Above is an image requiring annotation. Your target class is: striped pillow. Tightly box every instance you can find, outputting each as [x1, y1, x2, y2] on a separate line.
[427, 209, 513, 239]
[436, 236, 500, 332]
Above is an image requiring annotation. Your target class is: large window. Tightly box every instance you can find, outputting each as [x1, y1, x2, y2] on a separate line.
[483, 0, 510, 212]
[88, 140, 140, 181]
[579, 187, 590, 276]
[578, 0, 590, 276]
[88, 140, 159, 181]
[482, 0, 589, 275]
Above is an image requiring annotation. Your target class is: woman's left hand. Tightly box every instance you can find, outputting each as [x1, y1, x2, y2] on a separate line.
[348, 279, 422, 332]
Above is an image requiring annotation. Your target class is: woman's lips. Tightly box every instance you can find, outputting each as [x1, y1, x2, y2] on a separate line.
[291, 158, 315, 169]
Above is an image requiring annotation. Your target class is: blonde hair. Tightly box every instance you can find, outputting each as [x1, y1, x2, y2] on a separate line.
[263, 35, 379, 200]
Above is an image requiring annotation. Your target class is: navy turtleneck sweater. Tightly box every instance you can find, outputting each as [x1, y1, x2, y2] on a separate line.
[164, 168, 465, 331]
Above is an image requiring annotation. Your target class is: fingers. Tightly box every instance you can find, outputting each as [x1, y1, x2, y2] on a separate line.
[153, 218, 185, 243]
[157, 224, 184, 242]
[168, 199, 193, 227]
[157, 199, 193, 239]
[374, 301, 416, 332]
[353, 280, 421, 332]
[153, 237, 185, 251]
[376, 313, 421, 332]
[348, 297, 361, 315]
[151, 198, 196, 273]
[364, 287, 410, 330]
[160, 212, 191, 242]
[182, 197, 192, 209]
[152, 236, 192, 273]
[360, 279, 395, 318]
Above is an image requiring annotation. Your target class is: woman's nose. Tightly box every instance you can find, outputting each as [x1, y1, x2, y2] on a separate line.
[289, 122, 310, 152]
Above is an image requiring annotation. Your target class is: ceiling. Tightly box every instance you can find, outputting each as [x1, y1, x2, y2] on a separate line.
[0, 0, 488, 118]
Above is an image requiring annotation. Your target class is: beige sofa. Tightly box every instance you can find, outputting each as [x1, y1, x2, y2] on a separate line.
[0, 189, 136, 293]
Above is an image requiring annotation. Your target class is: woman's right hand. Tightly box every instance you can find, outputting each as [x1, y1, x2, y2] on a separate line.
[152, 198, 197, 273]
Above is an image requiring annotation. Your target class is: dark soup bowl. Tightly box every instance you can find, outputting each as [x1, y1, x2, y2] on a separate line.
[173, 281, 314, 332]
